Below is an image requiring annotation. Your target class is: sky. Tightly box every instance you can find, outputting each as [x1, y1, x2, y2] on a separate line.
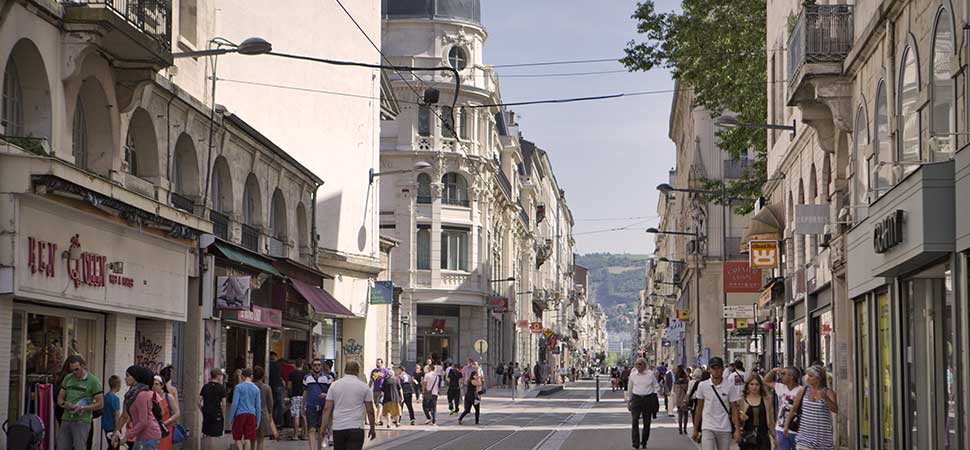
[481, 0, 681, 255]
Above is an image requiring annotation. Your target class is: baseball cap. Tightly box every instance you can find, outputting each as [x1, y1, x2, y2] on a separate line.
[708, 357, 725, 368]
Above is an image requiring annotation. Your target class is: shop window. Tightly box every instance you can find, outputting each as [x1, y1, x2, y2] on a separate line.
[856, 300, 872, 450]
[898, 46, 921, 173]
[792, 320, 807, 369]
[440, 228, 469, 271]
[416, 227, 431, 270]
[930, 7, 955, 161]
[942, 266, 959, 449]
[877, 292, 894, 450]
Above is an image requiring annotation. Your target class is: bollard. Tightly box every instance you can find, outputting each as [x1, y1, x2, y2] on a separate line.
[596, 374, 600, 402]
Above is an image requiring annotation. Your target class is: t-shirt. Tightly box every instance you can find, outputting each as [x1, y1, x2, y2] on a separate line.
[399, 373, 414, 394]
[774, 383, 803, 433]
[422, 372, 440, 396]
[727, 370, 747, 394]
[288, 370, 307, 397]
[269, 360, 283, 388]
[381, 376, 401, 404]
[60, 372, 102, 422]
[327, 375, 375, 431]
[101, 392, 120, 431]
[693, 378, 742, 432]
[200, 381, 227, 417]
[370, 367, 390, 393]
[447, 369, 463, 390]
[280, 364, 296, 386]
[304, 371, 335, 405]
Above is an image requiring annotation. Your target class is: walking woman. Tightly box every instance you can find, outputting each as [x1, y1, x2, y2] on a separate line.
[784, 366, 837, 450]
[253, 366, 277, 450]
[672, 367, 690, 435]
[113, 366, 161, 450]
[737, 373, 775, 450]
[458, 371, 483, 425]
[395, 366, 417, 425]
[151, 375, 180, 450]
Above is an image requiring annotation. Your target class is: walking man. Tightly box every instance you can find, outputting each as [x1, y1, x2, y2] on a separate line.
[229, 368, 262, 450]
[446, 362, 463, 415]
[765, 366, 802, 450]
[287, 360, 308, 440]
[421, 364, 440, 425]
[200, 368, 228, 450]
[320, 361, 377, 450]
[692, 357, 741, 450]
[269, 352, 286, 427]
[56, 355, 103, 450]
[533, 362, 542, 386]
[627, 358, 660, 449]
[304, 358, 335, 450]
[368, 358, 390, 425]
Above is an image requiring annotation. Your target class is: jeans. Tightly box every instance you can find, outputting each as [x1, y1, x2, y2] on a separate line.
[458, 396, 480, 424]
[776, 430, 798, 450]
[131, 439, 161, 450]
[629, 393, 658, 445]
[701, 430, 733, 450]
[422, 394, 438, 423]
[402, 393, 416, 421]
[56, 421, 91, 450]
[332, 429, 364, 450]
[272, 386, 286, 425]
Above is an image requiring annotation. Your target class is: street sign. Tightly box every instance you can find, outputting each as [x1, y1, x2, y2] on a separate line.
[749, 240, 779, 269]
[529, 322, 543, 334]
[369, 280, 394, 304]
[795, 204, 830, 235]
[723, 305, 755, 319]
[474, 339, 488, 354]
[676, 309, 689, 320]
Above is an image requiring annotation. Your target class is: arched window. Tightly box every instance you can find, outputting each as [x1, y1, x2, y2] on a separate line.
[416, 227, 431, 270]
[448, 47, 467, 71]
[2, 59, 23, 135]
[73, 77, 113, 177]
[243, 174, 262, 226]
[873, 81, 893, 195]
[210, 156, 233, 212]
[898, 46, 920, 171]
[124, 108, 159, 179]
[417, 173, 432, 204]
[296, 203, 309, 255]
[931, 8, 955, 160]
[270, 189, 287, 239]
[441, 172, 468, 206]
[852, 105, 869, 206]
[173, 134, 199, 196]
[72, 98, 87, 169]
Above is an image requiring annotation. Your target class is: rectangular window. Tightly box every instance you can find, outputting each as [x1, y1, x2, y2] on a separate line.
[857, 299, 872, 450]
[179, 0, 199, 44]
[416, 228, 430, 270]
[440, 229, 468, 271]
[459, 108, 471, 140]
[418, 105, 431, 137]
[441, 106, 455, 138]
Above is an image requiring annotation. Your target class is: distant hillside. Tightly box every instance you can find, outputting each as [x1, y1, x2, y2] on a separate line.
[576, 253, 649, 334]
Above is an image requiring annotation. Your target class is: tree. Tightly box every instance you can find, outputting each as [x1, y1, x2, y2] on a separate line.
[621, 0, 767, 214]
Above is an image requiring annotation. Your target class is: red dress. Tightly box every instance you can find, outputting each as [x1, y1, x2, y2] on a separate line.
[155, 393, 173, 450]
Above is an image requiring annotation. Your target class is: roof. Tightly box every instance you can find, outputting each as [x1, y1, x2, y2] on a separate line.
[225, 114, 324, 185]
[382, 0, 481, 25]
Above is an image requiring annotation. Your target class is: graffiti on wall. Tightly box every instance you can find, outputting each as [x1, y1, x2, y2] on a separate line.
[342, 338, 363, 363]
[135, 330, 163, 373]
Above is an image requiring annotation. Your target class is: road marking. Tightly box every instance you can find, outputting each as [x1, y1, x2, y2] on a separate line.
[531, 399, 597, 450]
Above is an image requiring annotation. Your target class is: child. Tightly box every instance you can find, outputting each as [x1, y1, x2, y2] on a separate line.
[102, 375, 122, 450]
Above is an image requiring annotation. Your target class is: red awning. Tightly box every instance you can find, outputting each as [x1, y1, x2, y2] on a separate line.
[290, 278, 356, 318]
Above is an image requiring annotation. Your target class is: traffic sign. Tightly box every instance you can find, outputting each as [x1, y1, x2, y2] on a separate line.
[474, 339, 488, 354]
[723, 305, 756, 319]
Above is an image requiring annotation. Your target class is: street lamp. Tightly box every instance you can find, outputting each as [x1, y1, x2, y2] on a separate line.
[369, 161, 432, 184]
[714, 114, 796, 139]
[172, 37, 273, 58]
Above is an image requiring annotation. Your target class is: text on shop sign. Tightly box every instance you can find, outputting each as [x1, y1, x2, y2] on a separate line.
[873, 210, 904, 254]
[26, 235, 134, 288]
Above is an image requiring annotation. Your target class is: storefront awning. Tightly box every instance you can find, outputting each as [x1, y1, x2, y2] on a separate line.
[210, 241, 282, 276]
[740, 203, 785, 251]
[290, 278, 355, 318]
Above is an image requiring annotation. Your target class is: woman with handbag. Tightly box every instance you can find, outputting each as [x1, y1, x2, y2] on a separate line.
[151, 376, 180, 450]
[737, 373, 775, 450]
[784, 366, 837, 450]
[253, 366, 278, 450]
[672, 368, 690, 435]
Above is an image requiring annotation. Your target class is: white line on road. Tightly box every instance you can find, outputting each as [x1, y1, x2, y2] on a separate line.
[531, 399, 597, 450]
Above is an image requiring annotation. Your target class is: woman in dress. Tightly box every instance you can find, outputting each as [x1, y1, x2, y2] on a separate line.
[784, 365, 837, 450]
[253, 366, 277, 450]
[151, 375, 180, 450]
[737, 373, 775, 450]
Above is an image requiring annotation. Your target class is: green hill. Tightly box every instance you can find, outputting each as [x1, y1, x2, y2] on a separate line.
[576, 253, 648, 333]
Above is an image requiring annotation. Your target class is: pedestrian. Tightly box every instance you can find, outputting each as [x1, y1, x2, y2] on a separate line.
[765, 366, 801, 450]
[737, 373, 775, 450]
[533, 362, 542, 386]
[626, 358, 660, 449]
[687, 368, 710, 425]
[269, 352, 286, 428]
[304, 358, 335, 450]
[784, 366, 837, 450]
[101, 375, 122, 449]
[113, 366, 161, 450]
[513, 363, 522, 390]
[254, 366, 279, 450]
[319, 361, 377, 450]
[381, 368, 403, 428]
[611, 367, 620, 391]
[621, 366, 631, 391]
[229, 368, 261, 450]
[458, 371, 483, 425]
[395, 366, 417, 425]
[446, 362, 463, 415]
[368, 358, 390, 425]
[56, 355, 104, 450]
[421, 364, 440, 425]
[200, 368, 228, 450]
[664, 368, 675, 417]
[672, 367, 690, 435]
[522, 367, 531, 390]
[151, 376, 179, 450]
[280, 358, 297, 430]
[728, 360, 747, 397]
[287, 359, 308, 440]
[691, 357, 741, 450]
[542, 362, 551, 384]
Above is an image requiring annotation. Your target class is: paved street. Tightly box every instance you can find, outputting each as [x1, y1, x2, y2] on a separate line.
[261, 379, 696, 450]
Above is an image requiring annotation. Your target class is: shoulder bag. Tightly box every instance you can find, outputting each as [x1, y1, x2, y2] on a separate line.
[710, 383, 735, 433]
[789, 386, 808, 433]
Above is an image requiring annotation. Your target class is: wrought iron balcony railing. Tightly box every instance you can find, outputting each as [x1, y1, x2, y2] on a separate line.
[241, 224, 260, 252]
[497, 168, 512, 199]
[170, 192, 194, 213]
[210, 210, 230, 240]
[787, 4, 853, 85]
[62, 0, 173, 57]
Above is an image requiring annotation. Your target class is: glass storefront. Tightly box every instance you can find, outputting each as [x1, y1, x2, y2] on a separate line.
[877, 291, 893, 450]
[791, 320, 807, 369]
[811, 309, 834, 372]
[856, 299, 871, 450]
[416, 304, 459, 362]
[942, 266, 959, 450]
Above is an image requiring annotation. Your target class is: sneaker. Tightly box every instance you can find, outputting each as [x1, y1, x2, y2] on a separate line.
[424, 420, 432, 425]
[410, 420, 415, 425]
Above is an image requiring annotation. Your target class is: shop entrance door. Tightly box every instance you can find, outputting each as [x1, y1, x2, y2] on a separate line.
[416, 335, 451, 363]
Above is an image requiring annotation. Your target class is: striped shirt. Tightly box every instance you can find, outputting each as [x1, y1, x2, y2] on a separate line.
[795, 387, 835, 450]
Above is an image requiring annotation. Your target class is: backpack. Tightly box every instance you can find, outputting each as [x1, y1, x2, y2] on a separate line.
[4, 414, 44, 450]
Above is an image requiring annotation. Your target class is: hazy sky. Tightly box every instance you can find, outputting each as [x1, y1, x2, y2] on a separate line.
[480, 0, 681, 255]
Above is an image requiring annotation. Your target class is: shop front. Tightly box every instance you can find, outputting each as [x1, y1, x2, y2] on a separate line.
[846, 161, 961, 450]
[3, 191, 196, 445]
[957, 141, 970, 450]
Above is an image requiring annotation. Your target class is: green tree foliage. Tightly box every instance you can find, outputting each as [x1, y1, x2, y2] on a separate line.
[621, 0, 767, 214]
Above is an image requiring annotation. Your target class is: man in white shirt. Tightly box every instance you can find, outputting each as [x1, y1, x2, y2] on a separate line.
[692, 357, 741, 450]
[320, 361, 376, 450]
[626, 358, 660, 449]
[421, 365, 440, 425]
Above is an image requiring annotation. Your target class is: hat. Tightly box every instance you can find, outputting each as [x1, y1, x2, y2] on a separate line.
[126, 365, 155, 386]
[708, 357, 725, 368]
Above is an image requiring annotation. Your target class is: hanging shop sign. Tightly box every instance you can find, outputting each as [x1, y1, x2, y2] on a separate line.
[488, 296, 510, 313]
[543, 327, 554, 338]
[676, 309, 689, 320]
[369, 280, 394, 305]
[723, 261, 763, 292]
[216, 276, 252, 310]
[748, 240, 780, 269]
[530, 322, 543, 334]
[794, 204, 830, 235]
[873, 210, 905, 254]
[223, 305, 283, 328]
[517, 320, 530, 328]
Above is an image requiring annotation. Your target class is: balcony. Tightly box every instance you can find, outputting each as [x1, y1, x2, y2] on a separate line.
[170, 192, 194, 213]
[210, 211, 230, 240]
[497, 169, 512, 200]
[722, 159, 754, 180]
[61, 0, 173, 68]
[241, 224, 260, 252]
[442, 198, 470, 207]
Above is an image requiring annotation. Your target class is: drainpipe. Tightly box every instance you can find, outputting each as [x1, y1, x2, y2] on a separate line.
[311, 182, 321, 264]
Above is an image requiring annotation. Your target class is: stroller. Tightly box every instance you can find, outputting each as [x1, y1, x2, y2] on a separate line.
[3, 414, 45, 450]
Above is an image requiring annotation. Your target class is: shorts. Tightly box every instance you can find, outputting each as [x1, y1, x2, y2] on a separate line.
[202, 414, 224, 437]
[290, 396, 303, 417]
[305, 402, 324, 429]
[231, 413, 257, 441]
[382, 401, 401, 417]
[373, 391, 383, 404]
